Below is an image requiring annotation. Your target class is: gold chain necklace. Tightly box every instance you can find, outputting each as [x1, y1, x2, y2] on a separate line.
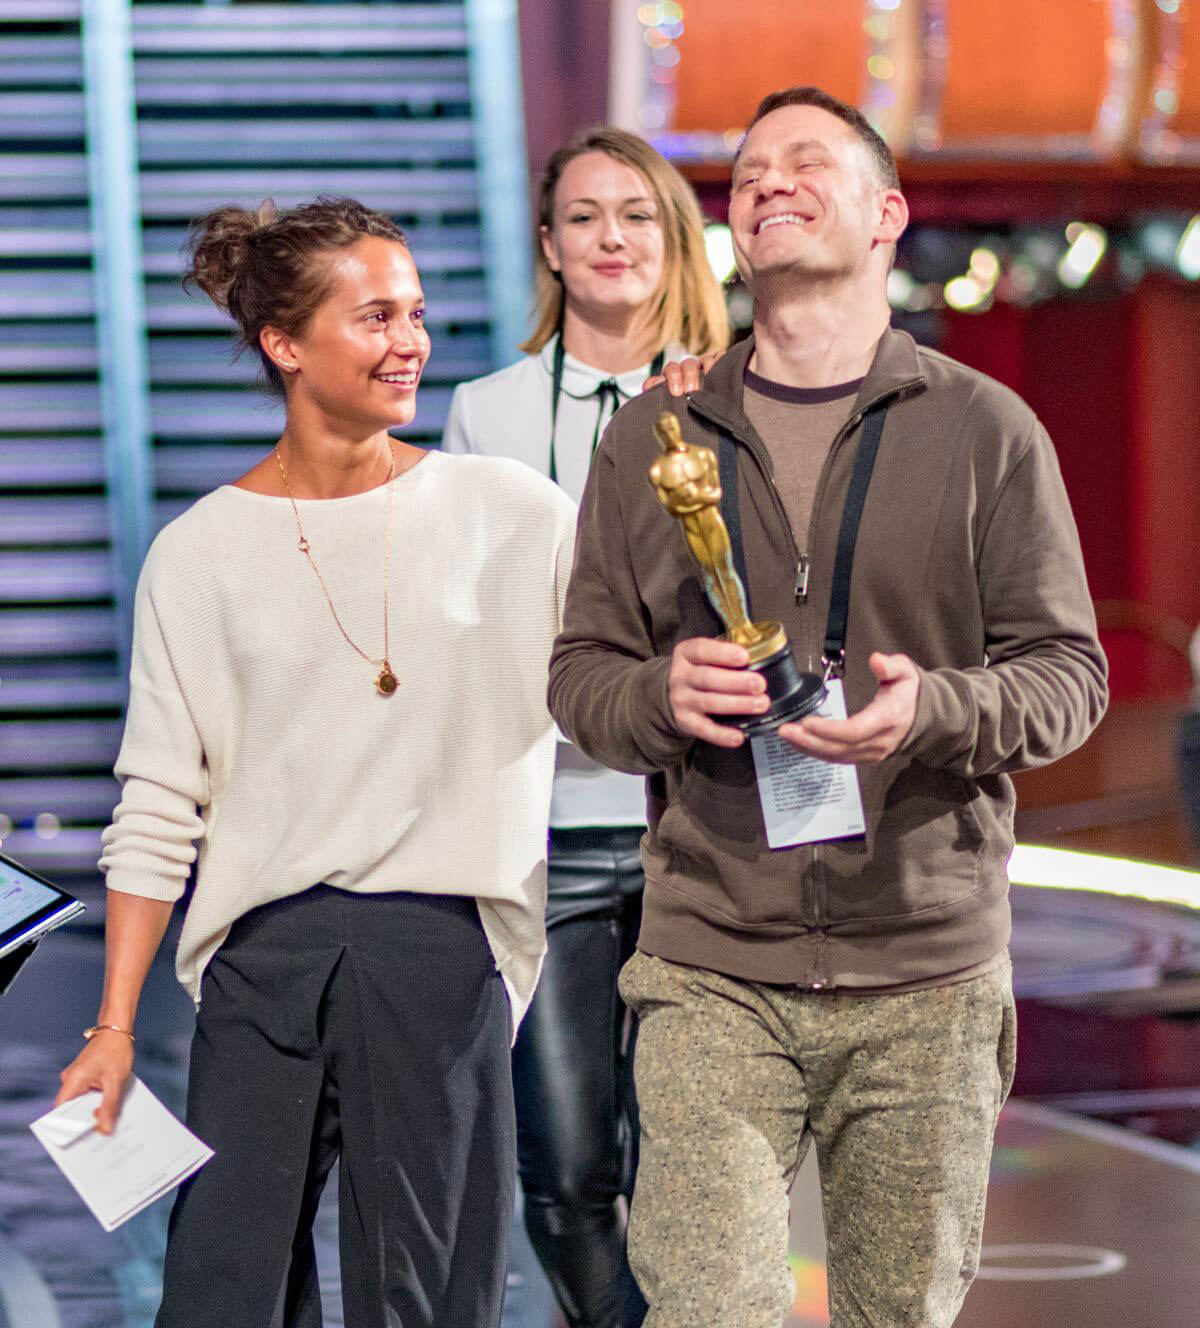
[274, 443, 399, 696]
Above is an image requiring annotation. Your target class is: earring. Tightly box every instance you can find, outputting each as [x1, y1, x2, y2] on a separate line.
[279, 361, 298, 372]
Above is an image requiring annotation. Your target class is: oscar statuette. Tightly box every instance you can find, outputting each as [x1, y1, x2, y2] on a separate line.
[649, 412, 826, 736]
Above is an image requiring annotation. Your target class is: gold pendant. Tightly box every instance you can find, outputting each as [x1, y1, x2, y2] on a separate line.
[375, 662, 398, 696]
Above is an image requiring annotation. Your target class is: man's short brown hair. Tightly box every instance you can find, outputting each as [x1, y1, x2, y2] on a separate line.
[744, 87, 900, 191]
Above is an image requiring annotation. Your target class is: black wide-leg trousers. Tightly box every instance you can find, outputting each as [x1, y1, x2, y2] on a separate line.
[155, 886, 515, 1328]
[512, 827, 647, 1328]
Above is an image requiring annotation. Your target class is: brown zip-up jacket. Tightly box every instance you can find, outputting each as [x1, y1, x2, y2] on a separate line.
[548, 328, 1108, 989]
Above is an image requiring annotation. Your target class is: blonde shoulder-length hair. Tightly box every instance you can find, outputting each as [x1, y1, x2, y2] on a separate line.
[520, 127, 730, 359]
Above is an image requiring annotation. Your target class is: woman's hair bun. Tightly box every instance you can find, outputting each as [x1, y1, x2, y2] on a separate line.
[183, 199, 279, 311]
[178, 195, 407, 396]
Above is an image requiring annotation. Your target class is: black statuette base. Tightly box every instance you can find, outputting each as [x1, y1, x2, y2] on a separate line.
[721, 642, 826, 737]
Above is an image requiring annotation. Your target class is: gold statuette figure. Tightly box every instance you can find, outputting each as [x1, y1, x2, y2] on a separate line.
[650, 413, 786, 663]
[649, 411, 825, 734]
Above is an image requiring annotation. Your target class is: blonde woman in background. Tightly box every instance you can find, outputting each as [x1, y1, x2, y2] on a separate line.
[444, 128, 728, 1328]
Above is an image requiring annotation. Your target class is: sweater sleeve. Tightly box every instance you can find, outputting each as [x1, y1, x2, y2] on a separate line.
[441, 383, 473, 454]
[900, 420, 1108, 776]
[99, 565, 209, 902]
[548, 442, 692, 774]
[554, 500, 575, 632]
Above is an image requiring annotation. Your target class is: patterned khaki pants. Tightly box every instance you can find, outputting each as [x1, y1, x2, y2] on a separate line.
[618, 950, 1016, 1328]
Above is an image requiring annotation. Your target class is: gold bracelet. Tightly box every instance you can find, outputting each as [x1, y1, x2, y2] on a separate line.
[83, 1024, 135, 1043]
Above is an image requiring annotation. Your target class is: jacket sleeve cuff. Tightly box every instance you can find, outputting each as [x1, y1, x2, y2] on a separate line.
[898, 666, 973, 768]
[628, 655, 694, 770]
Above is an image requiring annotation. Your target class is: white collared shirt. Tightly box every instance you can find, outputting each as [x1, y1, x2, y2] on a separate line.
[444, 336, 683, 827]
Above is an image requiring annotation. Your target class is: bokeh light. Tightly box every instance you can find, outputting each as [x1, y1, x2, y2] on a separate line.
[1175, 215, 1200, 280]
[944, 275, 989, 311]
[1008, 845, 1200, 912]
[703, 223, 737, 283]
[34, 812, 61, 840]
[1057, 224, 1107, 289]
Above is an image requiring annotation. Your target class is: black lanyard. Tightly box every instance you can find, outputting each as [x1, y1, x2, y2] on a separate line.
[717, 403, 889, 679]
[548, 336, 665, 485]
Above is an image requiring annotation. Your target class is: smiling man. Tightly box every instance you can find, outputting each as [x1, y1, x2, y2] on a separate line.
[548, 87, 1107, 1327]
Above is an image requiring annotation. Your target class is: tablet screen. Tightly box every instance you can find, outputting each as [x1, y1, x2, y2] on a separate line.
[0, 862, 59, 931]
[0, 854, 83, 956]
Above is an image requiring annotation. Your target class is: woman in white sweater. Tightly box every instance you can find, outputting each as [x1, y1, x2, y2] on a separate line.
[443, 129, 728, 1328]
[55, 197, 576, 1328]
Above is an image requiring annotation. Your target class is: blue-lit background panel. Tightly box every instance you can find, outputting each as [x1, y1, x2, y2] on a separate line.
[1, 1, 532, 887]
[0, 0, 121, 882]
[130, 2, 497, 508]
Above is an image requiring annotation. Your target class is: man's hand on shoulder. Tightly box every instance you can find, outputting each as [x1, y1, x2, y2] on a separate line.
[778, 652, 920, 764]
[668, 637, 769, 750]
[643, 351, 723, 397]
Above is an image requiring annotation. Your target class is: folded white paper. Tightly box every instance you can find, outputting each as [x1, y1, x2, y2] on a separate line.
[31, 1076, 213, 1232]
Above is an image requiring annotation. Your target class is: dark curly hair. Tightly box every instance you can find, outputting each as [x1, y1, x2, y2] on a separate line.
[183, 196, 408, 395]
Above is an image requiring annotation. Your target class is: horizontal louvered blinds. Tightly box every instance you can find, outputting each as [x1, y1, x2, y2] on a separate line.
[2, 1, 505, 885]
[0, 1, 122, 878]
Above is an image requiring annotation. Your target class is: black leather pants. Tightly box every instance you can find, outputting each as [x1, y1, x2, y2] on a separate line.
[512, 827, 648, 1328]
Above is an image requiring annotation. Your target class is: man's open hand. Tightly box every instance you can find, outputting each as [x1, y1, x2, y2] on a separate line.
[668, 637, 769, 749]
[778, 652, 919, 764]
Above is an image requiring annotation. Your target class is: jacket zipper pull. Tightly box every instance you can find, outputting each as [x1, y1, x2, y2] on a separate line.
[794, 553, 810, 603]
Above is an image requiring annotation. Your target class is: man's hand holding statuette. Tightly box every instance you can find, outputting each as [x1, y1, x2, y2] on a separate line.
[668, 638, 769, 750]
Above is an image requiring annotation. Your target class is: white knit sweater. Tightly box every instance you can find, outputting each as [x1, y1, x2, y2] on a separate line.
[100, 450, 577, 1029]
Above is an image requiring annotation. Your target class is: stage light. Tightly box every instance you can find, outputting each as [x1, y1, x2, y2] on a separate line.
[887, 268, 915, 308]
[1176, 215, 1200, 280]
[34, 812, 61, 840]
[1141, 219, 1181, 267]
[865, 13, 892, 41]
[1056, 224, 1107, 289]
[969, 247, 1001, 284]
[944, 274, 988, 311]
[1008, 844, 1200, 912]
[703, 223, 737, 283]
[867, 55, 895, 80]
